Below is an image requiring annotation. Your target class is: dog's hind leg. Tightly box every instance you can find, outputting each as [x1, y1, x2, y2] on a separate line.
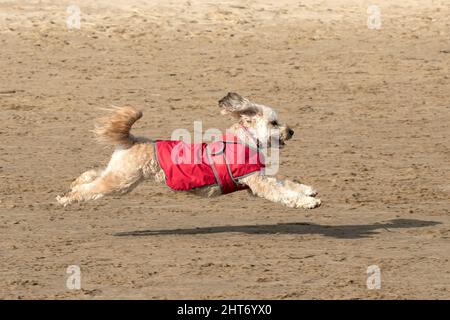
[57, 170, 143, 207]
[70, 169, 102, 189]
[56, 106, 155, 207]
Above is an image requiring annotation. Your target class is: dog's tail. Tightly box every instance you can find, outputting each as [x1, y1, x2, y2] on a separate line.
[93, 106, 143, 148]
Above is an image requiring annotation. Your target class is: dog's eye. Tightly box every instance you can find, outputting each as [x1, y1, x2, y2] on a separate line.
[270, 120, 278, 126]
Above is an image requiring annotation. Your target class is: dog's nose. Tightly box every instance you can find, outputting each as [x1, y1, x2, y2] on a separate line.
[288, 128, 294, 137]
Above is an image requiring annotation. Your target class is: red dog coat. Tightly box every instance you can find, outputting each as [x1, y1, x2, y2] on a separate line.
[155, 133, 264, 194]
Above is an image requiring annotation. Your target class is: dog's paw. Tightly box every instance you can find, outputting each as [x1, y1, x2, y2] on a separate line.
[298, 184, 318, 197]
[296, 196, 321, 209]
[56, 195, 71, 207]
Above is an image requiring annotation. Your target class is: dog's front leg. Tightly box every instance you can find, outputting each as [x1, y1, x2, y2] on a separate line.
[283, 179, 318, 197]
[240, 174, 321, 209]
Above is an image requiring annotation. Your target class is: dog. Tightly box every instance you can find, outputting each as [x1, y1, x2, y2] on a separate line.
[56, 93, 321, 209]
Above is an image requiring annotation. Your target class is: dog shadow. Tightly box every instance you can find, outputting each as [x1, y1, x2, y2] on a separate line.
[114, 218, 440, 239]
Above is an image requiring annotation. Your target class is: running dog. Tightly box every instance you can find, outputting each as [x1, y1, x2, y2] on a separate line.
[56, 93, 321, 209]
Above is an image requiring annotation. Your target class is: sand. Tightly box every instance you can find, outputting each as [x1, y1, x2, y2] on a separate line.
[0, 0, 449, 299]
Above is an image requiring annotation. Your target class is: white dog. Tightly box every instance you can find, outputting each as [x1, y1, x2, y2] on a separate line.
[56, 93, 321, 209]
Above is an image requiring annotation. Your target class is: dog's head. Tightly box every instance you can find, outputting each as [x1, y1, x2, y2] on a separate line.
[219, 92, 294, 148]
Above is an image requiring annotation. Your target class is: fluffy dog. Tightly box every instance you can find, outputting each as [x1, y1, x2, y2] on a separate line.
[56, 93, 321, 209]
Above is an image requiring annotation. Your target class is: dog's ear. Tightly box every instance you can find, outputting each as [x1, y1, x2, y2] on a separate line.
[218, 92, 259, 118]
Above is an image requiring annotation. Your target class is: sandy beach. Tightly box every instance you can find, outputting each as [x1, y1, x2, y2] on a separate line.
[0, 0, 449, 299]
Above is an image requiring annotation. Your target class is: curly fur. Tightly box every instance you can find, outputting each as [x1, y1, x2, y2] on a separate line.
[57, 93, 321, 209]
[93, 105, 142, 148]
